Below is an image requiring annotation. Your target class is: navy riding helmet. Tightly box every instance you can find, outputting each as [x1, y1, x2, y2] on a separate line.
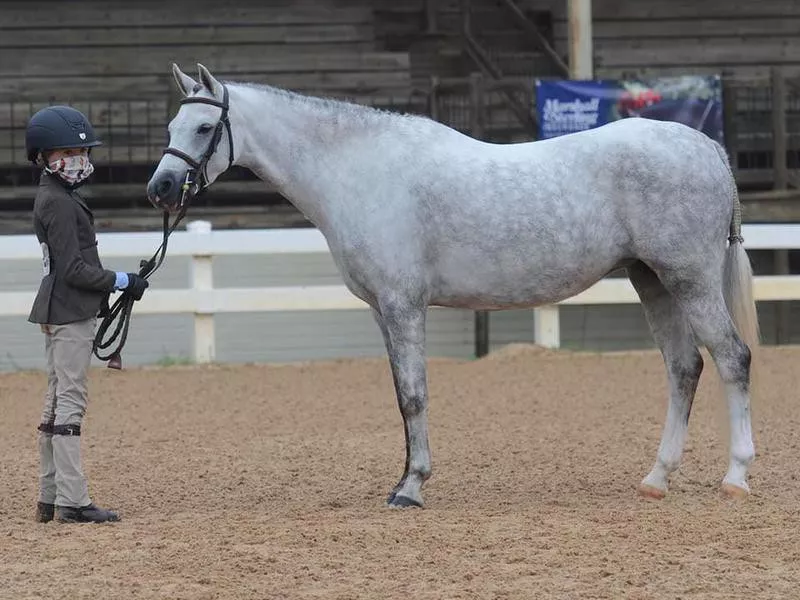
[25, 105, 102, 163]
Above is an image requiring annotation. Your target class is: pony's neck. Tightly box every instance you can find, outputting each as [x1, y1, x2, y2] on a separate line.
[230, 84, 376, 230]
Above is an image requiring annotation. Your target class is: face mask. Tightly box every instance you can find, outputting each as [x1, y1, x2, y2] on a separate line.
[46, 155, 94, 186]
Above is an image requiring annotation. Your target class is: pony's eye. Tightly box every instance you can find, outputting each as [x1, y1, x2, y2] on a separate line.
[197, 124, 214, 134]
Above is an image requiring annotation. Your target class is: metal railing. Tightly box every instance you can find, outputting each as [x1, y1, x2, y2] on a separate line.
[724, 68, 800, 188]
[0, 98, 171, 186]
[458, 0, 538, 135]
[2, 72, 798, 193]
[428, 74, 535, 143]
[0, 91, 430, 190]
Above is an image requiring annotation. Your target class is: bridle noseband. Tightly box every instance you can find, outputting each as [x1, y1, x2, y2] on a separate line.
[162, 83, 234, 207]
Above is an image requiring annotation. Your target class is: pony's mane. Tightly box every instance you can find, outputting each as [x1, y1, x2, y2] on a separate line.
[225, 80, 426, 127]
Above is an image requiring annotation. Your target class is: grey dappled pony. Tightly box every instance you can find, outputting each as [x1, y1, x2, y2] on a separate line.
[147, 63, 759, 509]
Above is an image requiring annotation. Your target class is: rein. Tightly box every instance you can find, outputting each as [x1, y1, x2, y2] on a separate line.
[93, 207, 187, 368]
[93, 84, 233, 369]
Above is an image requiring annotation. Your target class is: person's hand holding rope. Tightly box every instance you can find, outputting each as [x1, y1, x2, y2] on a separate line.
[124, 273, 149, 301]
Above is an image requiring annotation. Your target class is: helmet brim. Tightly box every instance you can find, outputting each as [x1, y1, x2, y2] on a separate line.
[41, 140, 103, 150]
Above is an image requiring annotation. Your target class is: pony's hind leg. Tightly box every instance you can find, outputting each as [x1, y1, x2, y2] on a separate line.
[657, 268, 755, 498]
[371, 303, 431, 508]
[629, 262, 704, 499]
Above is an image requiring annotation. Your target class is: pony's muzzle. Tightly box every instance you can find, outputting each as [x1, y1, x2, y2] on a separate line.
[147, 171, 183, 209]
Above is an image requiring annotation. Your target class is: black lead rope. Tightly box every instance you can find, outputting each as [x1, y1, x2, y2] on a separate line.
[93, 205, 188, 368]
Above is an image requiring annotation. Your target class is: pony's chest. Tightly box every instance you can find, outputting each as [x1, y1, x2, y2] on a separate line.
[326, 244, 380, 306]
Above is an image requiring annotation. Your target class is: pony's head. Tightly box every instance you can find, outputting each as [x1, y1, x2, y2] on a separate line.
[147, 63, 234, 210]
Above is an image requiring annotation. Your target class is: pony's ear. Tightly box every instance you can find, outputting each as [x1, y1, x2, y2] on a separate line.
[197, 63, 224, 100]
[172, 63, 198, 97]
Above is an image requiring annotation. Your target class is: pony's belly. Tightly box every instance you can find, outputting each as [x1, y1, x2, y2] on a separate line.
[427, 254, 632, 310]
[428, 279, 588, 310]
[429, 295, 552, 310]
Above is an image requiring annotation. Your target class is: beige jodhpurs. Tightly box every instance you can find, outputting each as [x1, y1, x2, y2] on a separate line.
[37, 318, 95, 508]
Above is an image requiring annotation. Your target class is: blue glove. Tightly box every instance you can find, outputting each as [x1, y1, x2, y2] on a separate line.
[114, 272, 129, 290]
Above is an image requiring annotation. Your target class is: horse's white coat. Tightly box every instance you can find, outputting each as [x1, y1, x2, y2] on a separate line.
[148, 64, 759, 507]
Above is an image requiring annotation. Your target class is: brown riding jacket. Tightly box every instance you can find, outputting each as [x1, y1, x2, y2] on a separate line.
[28, 172, 116, 325]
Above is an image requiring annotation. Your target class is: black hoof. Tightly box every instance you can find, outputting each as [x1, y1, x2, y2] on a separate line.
[386, 494, 422, 508]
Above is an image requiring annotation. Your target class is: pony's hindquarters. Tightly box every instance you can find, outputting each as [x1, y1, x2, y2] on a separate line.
[637, 135, 758, 499]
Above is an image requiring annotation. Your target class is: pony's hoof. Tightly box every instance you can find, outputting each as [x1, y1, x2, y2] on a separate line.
[386, 494, 423, 509]
[720, 482, 749, 500]
[637, 483, 667, 500]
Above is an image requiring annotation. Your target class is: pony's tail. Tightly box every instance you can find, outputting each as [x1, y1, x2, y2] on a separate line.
[724, 236, 760, 351]
[718, 143, 760, 350]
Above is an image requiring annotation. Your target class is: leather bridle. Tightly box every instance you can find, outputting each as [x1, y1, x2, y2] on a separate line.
[161, 83, 234, 208]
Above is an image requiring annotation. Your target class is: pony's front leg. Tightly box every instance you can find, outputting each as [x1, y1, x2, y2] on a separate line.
[372, 303, 431, 508]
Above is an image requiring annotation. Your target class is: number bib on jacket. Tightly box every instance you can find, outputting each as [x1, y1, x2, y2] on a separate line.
[41, 242, 50, 276]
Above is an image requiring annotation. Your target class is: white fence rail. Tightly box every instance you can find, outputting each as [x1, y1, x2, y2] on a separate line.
[2, 222, 799, 362]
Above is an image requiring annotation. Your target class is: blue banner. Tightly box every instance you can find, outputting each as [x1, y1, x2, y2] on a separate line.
[535, 75, 724, 145]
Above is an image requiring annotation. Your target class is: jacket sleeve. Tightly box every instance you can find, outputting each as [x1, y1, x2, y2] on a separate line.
[41, 196, 116, 292]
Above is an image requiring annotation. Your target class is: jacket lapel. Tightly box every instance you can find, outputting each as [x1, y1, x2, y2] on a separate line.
[71, 192, 93, 219]
[40, 171, 94, 221]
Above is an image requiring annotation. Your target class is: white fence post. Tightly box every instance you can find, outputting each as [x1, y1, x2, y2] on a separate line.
[534, 305, 560, 348]
[188, 220, 215, 363]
